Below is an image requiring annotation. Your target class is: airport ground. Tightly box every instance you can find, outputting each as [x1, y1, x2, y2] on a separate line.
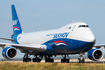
[1, 58, 105, 64]
[0, 59, 105, 70]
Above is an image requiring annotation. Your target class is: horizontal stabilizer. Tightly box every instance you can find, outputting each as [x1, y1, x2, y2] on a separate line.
[0, 38, 14, 41]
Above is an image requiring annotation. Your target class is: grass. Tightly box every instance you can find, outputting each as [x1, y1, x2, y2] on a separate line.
[0, 62, 105, 70]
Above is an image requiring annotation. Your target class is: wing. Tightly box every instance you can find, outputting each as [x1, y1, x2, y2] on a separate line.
[94, 44, 105, 48]
[0, 43, 47, 52]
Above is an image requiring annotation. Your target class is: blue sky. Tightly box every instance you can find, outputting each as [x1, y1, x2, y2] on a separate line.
[0, 0, 105, 58]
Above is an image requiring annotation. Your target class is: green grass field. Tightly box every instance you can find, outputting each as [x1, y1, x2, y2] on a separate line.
[0, 62, 105, 70]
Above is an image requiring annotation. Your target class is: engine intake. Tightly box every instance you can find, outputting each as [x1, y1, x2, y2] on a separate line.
[2, 46, 17, 59]
[87, 49, 103, 61]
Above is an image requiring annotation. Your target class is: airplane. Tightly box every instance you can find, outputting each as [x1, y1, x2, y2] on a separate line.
[0, 4, 104, 63]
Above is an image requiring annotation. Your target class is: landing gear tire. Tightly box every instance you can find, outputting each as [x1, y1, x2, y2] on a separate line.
[45, 59, 54, 62]
[23, 53, 31, 62]
[61, 55, 70, 63]
[45, 55, 54, 63]
[23, 58, 31, 62]
[78, 58, 85, 63]
[33, 58, 42, 62]
[61, 59, 69, 63]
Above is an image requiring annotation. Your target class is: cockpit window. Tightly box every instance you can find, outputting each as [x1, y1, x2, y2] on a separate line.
[86, 25, 89, 27]
[78, 25, 89, 28]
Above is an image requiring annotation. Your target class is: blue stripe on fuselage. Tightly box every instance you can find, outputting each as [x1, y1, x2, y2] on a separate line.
[41, 38, 95, 55]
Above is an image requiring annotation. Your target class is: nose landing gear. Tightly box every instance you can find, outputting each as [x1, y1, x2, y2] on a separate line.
[78, 54, 85, 63]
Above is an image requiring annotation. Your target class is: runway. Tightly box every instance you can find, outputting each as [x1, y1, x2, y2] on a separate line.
[41, 59, 105, 63]
[1, 58, 105, 63]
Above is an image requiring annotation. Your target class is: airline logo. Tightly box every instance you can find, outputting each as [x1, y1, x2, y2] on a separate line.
[14, 26, 19, 30]
[53, 32, 70, 39]
[13, 20, 18, 25]
[54, 40, 68, 46]
[46, 32, 70, 39]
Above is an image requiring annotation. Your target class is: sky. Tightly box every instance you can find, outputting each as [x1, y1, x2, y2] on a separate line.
[0, 0, 105, 58]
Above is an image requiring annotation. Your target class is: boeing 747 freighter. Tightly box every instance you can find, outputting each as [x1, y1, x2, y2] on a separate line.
[0, 5, 104, 63]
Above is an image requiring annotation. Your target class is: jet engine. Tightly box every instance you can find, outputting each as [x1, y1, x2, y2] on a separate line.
[2, 46, 17, 59]
[87, 49, 103, 61]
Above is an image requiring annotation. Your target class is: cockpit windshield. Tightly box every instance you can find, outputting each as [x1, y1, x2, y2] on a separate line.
[78, 25, 89, 28]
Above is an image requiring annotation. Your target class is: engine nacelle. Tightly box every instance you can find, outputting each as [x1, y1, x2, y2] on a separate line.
[87, 49, 103, 61]
[2, 46, 17, 59]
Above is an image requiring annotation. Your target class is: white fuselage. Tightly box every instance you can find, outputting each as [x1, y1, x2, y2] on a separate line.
[17, 22, 95, 46]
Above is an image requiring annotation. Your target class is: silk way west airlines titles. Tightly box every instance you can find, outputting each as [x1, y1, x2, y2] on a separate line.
[0, 5, 104, 63]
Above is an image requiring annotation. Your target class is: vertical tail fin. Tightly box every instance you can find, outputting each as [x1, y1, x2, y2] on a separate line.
[11, 5, 23, 35]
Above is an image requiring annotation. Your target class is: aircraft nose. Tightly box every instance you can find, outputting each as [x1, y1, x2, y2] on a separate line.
[88, 35, 96, 42]
[86, 31, 96, 42]
[80, 28, 96, 43]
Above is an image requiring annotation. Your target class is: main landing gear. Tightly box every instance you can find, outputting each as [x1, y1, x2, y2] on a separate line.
[23, 53, 43, 62]
[78, 54, 85, 63]
[23, 53, 31, 62]
[33, 55, 43, 62]
[22, 53, 85, 63]
[61, 55, 70, 63]
[45, 55, 54, 62]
